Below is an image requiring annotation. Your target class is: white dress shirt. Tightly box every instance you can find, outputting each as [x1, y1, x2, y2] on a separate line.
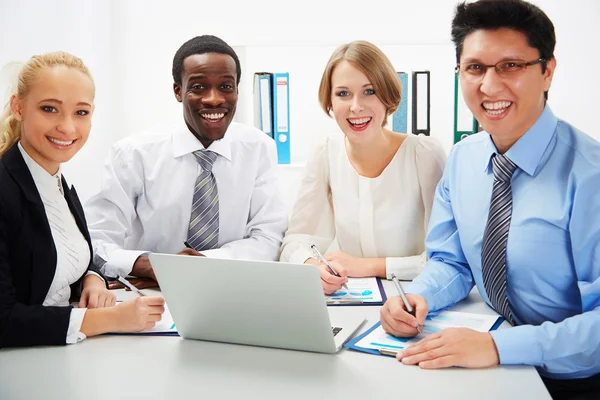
[280, 133, 446, 279]
[86, 122, 288, 278]
[18, 143, 90, 344]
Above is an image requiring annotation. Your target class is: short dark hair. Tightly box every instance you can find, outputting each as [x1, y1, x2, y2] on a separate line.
[172, 35, 241, 86]
[451, 0, 556, 73]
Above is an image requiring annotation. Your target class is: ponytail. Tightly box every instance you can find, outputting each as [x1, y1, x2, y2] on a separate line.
[0, 101, 21, 157]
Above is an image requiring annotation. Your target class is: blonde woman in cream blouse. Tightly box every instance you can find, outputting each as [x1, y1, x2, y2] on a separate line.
[280, 41, 446, 294]
[0, 52, 164, 348]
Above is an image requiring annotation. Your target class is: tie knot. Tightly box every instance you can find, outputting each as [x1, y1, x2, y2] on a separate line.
[491, 154, 518, 182]
[193, 150, 218, 172]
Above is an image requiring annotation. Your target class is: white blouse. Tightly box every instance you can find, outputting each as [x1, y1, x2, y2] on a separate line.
[18, 143, 91, 343]
[280, 133, 446, 279]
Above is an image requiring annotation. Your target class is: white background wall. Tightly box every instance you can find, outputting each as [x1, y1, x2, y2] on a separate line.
[1, 0, 599, 208]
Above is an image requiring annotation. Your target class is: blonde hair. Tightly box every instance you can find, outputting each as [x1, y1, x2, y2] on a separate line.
[318, 41, 402, 127]
[0, 51, 94, 157]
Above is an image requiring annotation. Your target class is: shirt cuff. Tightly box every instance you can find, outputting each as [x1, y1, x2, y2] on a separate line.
[490, 324, 543, 366]
[385, 254, 426, 280]
[287, 247, 315, 265]
[405, 282, 437, 311]
[102, 249, 148, 278]
[66, 308, 88, 344]
[85, 271, 105, 283]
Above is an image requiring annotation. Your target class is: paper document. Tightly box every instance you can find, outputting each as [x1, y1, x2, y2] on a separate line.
[354, 311, 501, 352]
[326, 277, 384, 304]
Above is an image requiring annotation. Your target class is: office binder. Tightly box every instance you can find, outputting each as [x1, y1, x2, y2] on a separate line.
[272, 72, 291, 164]
[392, 72, 409, 133]
[253, 72, 274, 139]
[453, 72, 480, 143]
[412, 71, 430, 135]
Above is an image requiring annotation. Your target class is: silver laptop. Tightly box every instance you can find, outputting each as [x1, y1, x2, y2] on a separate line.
[149, 253, 365, 353]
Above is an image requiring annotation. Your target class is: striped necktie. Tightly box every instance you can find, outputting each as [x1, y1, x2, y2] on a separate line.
[481, 153, 518, 325]
[187, 150, 219, 251]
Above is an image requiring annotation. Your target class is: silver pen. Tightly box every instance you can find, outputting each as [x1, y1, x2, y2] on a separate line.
[310, 244, 349, 291]
[116, 275, 147, 297]
[391, 273, 422, 334]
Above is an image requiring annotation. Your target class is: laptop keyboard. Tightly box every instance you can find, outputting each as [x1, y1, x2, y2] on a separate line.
[332, 327, 343, 336]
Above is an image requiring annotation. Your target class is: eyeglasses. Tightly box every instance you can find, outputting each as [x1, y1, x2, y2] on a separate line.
[455, 58, 545, 82]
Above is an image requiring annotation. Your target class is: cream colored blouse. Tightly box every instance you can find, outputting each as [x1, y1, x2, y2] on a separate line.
[280, 133, 446, 279]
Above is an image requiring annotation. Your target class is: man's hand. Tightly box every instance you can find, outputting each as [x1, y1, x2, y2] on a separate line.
[380, 294, 428, 337]
[397, 328, 500, 369]
[178, 248, 204, 257]
[131, 255, 156, 280]
[79, 274, 116, 308]
[131, 250, 202, 284]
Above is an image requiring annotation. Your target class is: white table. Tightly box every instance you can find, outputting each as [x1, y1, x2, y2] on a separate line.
[0, 281, 551, 400]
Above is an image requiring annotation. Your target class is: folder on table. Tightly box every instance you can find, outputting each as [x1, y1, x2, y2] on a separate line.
[272, 72, 291, 164]
[253, 72, 274, 139]
[392, 72, 409, 133]
[345, 310, 503, 356]
[326, 277, 387, 307]
[453, 72, 480, 143]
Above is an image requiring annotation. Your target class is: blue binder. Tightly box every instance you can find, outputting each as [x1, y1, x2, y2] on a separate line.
[271, 72, 291, 164]
[392, 72, 409, 133]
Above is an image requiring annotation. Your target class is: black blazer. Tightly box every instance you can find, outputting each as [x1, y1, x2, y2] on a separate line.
[0, 144, 104, 348]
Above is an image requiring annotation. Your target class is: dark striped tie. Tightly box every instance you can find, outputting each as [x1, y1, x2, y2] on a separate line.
[481, 153, 518, 325]
[187, 150, 219, 251]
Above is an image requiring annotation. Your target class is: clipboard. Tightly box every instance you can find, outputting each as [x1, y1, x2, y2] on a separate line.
[326, 278, 387, 307]
[345, 312, 504, 356]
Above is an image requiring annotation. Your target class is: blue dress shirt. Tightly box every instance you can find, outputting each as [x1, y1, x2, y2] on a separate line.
[407, 105, 600, 380]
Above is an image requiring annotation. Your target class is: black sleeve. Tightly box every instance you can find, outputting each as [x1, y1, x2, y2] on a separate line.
[0, 194, 72, 349]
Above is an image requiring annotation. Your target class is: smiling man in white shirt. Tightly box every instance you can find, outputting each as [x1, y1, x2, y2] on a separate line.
[85, 35, 287, 280]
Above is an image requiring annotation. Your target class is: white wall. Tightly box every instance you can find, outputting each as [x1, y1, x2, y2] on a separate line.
[0, 1, 118, 201]
[1, 0, 599, 206]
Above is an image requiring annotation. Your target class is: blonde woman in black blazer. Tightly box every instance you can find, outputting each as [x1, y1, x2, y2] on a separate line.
[0, 52, 165, 348]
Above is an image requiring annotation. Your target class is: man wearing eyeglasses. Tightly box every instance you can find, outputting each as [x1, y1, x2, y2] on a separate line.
[380, 0, 600, 398]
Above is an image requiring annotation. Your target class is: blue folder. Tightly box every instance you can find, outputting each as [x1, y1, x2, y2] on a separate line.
[105, 330, 180, 337]
[345, 317, 504, 356]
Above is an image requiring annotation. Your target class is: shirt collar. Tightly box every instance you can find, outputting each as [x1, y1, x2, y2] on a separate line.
[483, 104, 558, 177]
[172, 122, 232, 162]
[17, 141, 63, 194]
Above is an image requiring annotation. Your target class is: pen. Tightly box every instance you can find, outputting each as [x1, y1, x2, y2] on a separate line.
[310, 244, 349, 291]
[390, 273, 422, 334]
[116, 275, 147, 297]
